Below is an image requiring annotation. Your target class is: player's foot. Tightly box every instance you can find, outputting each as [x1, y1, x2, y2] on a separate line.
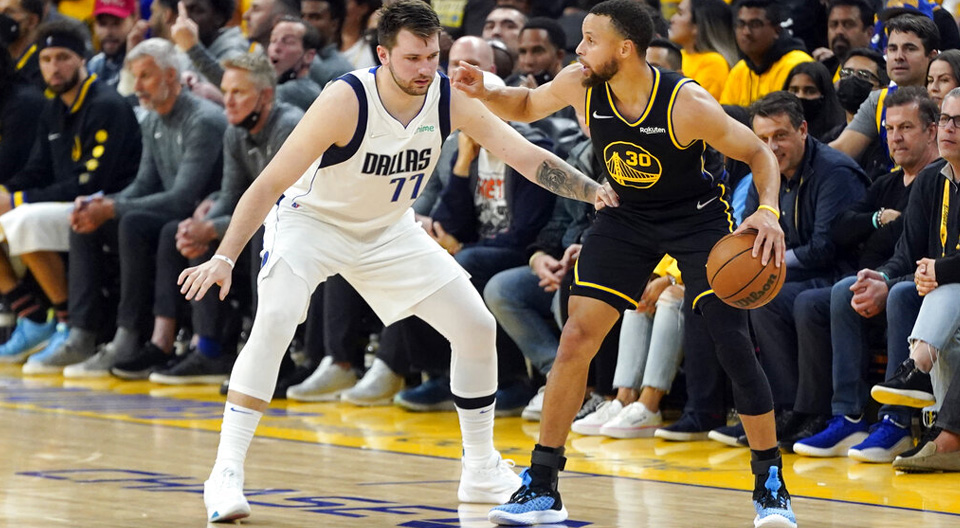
[459, 452, 521, 504]
[753, 465, 797, 528]
[599, 402, 662, 438]
[487, 468, 567, 526]
[204, 464, 250, 523]
[793, 415, 868, 458]
[871, 359, 935, 408]
[848, 415, 912, 463]
[571, 399, 622, 435]
[287, 355, 357, 401]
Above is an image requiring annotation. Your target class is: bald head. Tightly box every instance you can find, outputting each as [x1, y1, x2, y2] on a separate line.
[448, 35, 495, 78]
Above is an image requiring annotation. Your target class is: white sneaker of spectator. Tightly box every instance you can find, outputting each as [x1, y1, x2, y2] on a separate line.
[521, 386, 546, 421]
[286, 355, 357, 401]
[571, 399, 623, 436]
[341, 358, 403, 406]
[599, 402, 663, 439]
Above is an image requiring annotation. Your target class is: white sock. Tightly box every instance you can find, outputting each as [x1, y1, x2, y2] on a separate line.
[458, 402, 496, 465]
[214, 402, 263, 470]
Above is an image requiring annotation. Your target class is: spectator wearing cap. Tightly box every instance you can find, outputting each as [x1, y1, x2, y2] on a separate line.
[0, 0, 45, 88]
[874, 0, 960, 53]
[88, 0, 138, 88]
[25, 38, 226, 377]
[300, 0, 352, 87]
[269, 16, 322, 111]
[172, 0, 250, 85]
[0, 21, 141, 366]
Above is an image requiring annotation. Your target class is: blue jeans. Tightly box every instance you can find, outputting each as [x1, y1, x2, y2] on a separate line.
[831, 277, 921, 423]
[613, 297, 684, 392]
[483, 266, 559, 376]
[909, 283, 960, 411]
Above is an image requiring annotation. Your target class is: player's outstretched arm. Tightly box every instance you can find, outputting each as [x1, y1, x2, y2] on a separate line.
[179, 80, 358, 301]
[451, 62, 585, 123]
[452, 90, 618, 208]
[672, 84, 784, 267]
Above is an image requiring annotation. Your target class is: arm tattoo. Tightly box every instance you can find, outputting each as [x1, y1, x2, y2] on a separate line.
[536, 161, 596, 203]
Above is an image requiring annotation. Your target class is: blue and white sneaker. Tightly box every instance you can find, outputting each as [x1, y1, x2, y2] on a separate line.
[794, 415, 868, 458]
[753, 466, 797, 528]
[0, 318, 56, 363]
[488, 469, 568, 526]
[848, 415, 913, 463]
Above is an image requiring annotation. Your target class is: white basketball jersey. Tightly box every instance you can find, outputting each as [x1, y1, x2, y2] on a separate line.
[281, 67, 451, 233]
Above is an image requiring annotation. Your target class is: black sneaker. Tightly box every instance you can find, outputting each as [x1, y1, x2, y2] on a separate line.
[709, 423, 746, 447]
[871, 358, 935, 408]
[148, 350, 232, 385]
[780, 413, 830, 453]
[655, 411, 726, 441]
[111, 342, 172, 380]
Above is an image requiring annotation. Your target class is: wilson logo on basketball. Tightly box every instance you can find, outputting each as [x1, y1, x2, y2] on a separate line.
[603, 141, 663, 189]
[732, 273, 779, 308]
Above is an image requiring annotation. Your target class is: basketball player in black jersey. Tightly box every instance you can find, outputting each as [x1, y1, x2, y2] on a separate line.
[455, 1, 796, 526]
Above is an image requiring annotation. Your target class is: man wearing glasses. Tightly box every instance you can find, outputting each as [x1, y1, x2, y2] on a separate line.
[719, 0, 813, 107]
[830, 14, 939, 170]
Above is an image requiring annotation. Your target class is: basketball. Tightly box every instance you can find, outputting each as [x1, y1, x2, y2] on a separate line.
[706, 229, 785, 309]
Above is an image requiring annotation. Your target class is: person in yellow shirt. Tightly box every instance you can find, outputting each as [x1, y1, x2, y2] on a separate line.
[669, 0, 738, 100]
[720, 0, 813, 107]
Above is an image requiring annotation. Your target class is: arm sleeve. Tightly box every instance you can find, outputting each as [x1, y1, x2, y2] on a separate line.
[792, 168, 866, 269]
[878, 173, 934, 280]
[831, 178, 885, 250]
[432, 167, 478, 243]
[114, 115, 225, 219]
[935, 254, 960, 285]
[0, 91, 45, 180]
[3, 117, 52, 191]
[203, 129, 245, 238]
[186, 44, 227, 86]
[526, 196, 576, 259]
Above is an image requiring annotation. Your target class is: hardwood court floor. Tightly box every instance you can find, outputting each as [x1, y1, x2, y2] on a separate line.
[1, 366, 958, 527]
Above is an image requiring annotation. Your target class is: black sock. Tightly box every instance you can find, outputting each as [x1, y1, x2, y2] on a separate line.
[528, 444, 565, 490]
[8, 283, 47, 323]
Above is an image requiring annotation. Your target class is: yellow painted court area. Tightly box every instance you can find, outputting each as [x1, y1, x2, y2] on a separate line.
[1, 364, 958, 527]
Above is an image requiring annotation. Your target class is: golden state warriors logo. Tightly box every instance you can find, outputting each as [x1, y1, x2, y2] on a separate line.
[603, 141, 663, 189]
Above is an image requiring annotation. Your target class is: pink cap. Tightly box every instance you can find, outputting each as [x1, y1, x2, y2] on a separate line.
[93, 0, 136, 19]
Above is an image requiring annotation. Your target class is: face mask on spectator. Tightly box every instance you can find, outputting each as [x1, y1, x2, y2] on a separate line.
[0, 14, 19, 47]
[237, 93, 264, 131]
[836, 76, 874, 114]
[800, 96, 825, 122]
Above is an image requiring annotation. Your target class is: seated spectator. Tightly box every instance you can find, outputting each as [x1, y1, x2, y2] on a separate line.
[481, 5, 525, 76]
[508, 16, 564, 88]
[719, 0, 813, 107]
[831, 15, 939, 171]
[730, 91, 867, 445]
[873, 0, 960, 55]
[21, 38, 226, 375]
[134, 52, 303, 384]
[810, 0, 875, 81]
[572, 256, 684, 438]
[788, 87, 939, 461]
[831, 48, 886, 126]
[926, 49, 960, 110]
[300, 0, 352, 87]
[172, 0, 251, 85]
[269, 16, 322, 111]
[646, 37, 681, 73]
[892, 350, 960, 472]
[87, 0, 138, 89]
[784, 62, 845, 141]
[668, 0, 738, 100]
[0, 22, 140, 364]
[243, 0, 301, 50]
[338, 0, 379, 68]
[1, 0, 44, 88]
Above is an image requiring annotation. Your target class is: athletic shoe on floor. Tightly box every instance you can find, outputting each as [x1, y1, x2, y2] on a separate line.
[871, 359, 935, 408]
[394, 376, 455, 412]
[286, 355, 357, 401]
[22, 327, 92, 375]
[655, 411, 726, 441]
[458, 452, 521, 504]
[780, 414, 831, 453]
[794, 415, 868, 458]
[571, 399, 622, 435]
[111, 342, 173, 380]
[0, 318, 56, 364]
[893, 440, 960, 472]
[487, 468, 568, 526]
[600, 402, 662, 438]
[63, 342, 127, 378]
[753, 465, 796, 528]
[520, 386, 545, 422]
[574, 392, 605, 421]
[204, 464, 250, 523]
[341, 358, 404, 406]
[848, 415, 913, 463]
[709, 423, 746, 447]
[149, 350, 232, 385]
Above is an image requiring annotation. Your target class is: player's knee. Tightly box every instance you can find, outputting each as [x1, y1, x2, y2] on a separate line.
[555, 318, 603, 365]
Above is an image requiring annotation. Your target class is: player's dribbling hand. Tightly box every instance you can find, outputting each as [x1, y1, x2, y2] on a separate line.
[734, 208, 784, 267]
[179, 258, 233, 301]
[594, 182, 619, 210]
[451, 62, 487, 99]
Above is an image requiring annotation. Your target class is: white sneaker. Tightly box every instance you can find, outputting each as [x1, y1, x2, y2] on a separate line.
[571, 399, 622, 435]
[63, 344, 122, 378]
[599, 402, 663, 438]
[286, 355, 357, 401]
[341, 358, 403, 406]
[521, 386, 545, 421]
[458, 452, 521, 504]
[204, 465, 250, 523]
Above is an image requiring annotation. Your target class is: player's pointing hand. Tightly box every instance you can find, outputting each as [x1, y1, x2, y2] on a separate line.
[451, 61, 487, 99]
[179, 257, 233, 301]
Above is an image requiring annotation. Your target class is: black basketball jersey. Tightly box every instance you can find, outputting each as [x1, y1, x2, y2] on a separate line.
[586, 65, 723, 219]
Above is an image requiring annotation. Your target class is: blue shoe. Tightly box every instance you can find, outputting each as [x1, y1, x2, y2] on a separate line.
[0, 318, 56, 364]
[488, 469, 568, 526]
[709, 423, 747, 447]
[495, 381, 535, 417]
[393, 376, 455, 411]
[753, 465, 797, 528]
[794, 415, 869, 458]
[654, 411, 726, 441]
[848, 415, 913, 463]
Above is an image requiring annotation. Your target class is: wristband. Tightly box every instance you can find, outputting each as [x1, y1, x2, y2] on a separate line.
[877, 207, 886, 228]
[872, 210, 880, 229]
[212, 254, 235, 269]
[757, 204, 780, 219]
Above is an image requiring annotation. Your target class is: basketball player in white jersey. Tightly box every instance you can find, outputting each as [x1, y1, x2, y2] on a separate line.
[178, 0, 618, 522]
